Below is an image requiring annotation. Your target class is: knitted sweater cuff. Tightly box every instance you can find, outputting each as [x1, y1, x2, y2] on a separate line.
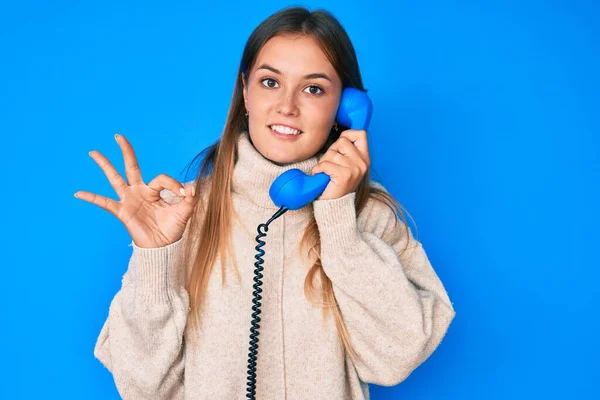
[131, 237, 185, 303]
[312, 192, 361, 254]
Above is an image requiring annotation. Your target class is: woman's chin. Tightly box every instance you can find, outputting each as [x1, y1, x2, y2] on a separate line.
[269, 155, 299, 166]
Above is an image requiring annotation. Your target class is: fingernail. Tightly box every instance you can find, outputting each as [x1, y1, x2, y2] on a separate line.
[179, 188, 186, 196]
[191, 186, 196, 196]
[114, 133, 120, 141]
[74, 193, 79, 198]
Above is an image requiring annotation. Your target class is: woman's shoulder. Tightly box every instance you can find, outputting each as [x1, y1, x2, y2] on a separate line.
[358, 180, 413, 246]
[362, 180, 394, 215]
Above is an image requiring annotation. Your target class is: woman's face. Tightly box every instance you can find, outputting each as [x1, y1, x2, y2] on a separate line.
[242, 34, 342, 165]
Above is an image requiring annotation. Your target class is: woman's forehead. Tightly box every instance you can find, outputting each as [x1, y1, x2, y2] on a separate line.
[253, 35, 336, 77]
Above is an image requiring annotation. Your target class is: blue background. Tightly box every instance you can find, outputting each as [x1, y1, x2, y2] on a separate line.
[1, 0, 598, 398]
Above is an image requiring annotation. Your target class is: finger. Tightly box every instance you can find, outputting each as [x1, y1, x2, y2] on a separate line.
[329, 138, 365, 165]
[179, 182, 199, 207]
[339, 129, 370, 165]
[325, 138, 368, 172]
[74, 190, 120, 217]
[115, 134, 144, 185]
[312, 160, 349, 181]
[320, 146, 353, 169]
[167, 183, 200, 220]
[89, 150, 128, 199]
[147, 174, 186, 199]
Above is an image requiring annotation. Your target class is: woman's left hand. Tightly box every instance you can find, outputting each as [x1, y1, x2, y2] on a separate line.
[311, 129, 371, 201]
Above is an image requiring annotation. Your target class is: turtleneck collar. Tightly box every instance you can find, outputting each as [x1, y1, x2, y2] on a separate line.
[231, 131, 319, 214]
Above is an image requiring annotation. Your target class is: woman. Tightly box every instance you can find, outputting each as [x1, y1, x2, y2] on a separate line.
[76, 6, 456, 400]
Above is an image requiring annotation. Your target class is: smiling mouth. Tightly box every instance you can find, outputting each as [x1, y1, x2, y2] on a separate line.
[269, 125, 303, 135]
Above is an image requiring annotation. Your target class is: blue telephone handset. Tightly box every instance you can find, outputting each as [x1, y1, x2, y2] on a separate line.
[268, 87, 373, 210]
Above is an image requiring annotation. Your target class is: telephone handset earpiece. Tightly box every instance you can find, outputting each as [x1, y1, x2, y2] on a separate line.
[268, 87, 373, 210]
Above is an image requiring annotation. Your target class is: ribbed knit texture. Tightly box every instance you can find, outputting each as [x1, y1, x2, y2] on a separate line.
[132, 238, 185, 304]
[94, 131, 456, 399]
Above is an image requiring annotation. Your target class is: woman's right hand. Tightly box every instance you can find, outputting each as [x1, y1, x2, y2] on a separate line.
[75, 134, 198, 248]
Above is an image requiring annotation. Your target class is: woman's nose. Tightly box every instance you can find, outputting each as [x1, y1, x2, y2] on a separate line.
[277, 90, 299, 116]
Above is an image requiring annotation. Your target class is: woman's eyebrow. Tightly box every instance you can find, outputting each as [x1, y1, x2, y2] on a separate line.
[256, 63, 332, 82]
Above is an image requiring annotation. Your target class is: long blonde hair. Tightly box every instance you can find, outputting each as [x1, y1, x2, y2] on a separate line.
[181, 7, 414, 361]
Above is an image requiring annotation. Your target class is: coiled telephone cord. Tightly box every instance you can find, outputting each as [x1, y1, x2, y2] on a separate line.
[246, 205, 288, 399]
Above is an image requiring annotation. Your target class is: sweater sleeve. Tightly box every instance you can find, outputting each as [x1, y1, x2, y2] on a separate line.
[312, 190, 456, 386]
[93, 186, 194, 399]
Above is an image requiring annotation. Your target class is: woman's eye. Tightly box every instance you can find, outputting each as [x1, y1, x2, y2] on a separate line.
[261, 78, 279, 88]
[304, 85, 324, 95]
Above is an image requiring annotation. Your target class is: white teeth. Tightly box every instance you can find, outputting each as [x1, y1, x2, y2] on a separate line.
[270, 125, 301, 135]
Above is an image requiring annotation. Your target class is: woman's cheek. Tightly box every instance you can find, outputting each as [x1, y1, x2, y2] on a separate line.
[309, 101, 335, 124]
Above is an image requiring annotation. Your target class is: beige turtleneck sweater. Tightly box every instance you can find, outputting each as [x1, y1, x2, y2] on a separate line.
[93, 131, 456, 399]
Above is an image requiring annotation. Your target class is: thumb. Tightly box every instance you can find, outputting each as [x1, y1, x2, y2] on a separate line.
[173, 183, 199, 215]
[182, 183, 198, 205]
